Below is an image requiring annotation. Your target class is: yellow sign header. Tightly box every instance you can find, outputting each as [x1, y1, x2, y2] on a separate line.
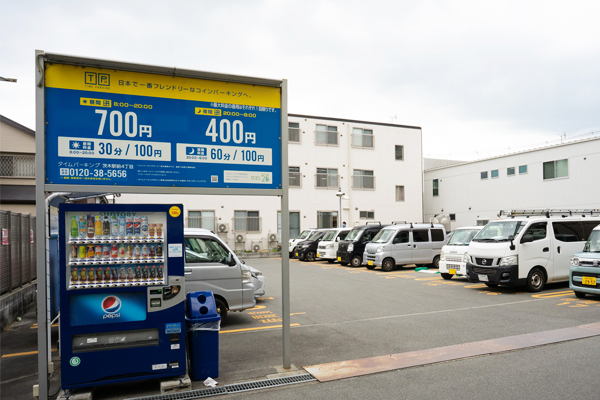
[45, 63, 281, 108]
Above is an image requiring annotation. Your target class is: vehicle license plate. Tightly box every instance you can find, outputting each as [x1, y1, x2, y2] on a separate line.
[295, 253, 299, 257]
[337, 257, 341, 261]
[478, 274, 489, 282]
[368, 261, 373, 266]
[449, 269, 456, 275]
[317, 253, 321, 258]
[582, 276, 596, 286]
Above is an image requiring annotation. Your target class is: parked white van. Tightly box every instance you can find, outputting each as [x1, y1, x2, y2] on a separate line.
[288, 228, 318, 257]
[184, 228, 257, 320]
[316, 228, 351, 263]
[466, 209, 600, 292]
[364, 223, 447, 271]
[439, 226, 483, 280]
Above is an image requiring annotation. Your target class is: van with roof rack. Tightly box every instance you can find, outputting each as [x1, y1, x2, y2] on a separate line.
[569, 223, 600, 298]
[466, 209, 600, 292]
[363, 222, 447, 271]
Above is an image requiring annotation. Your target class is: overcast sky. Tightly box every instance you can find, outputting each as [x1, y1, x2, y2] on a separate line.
[2, 0, 599, 160]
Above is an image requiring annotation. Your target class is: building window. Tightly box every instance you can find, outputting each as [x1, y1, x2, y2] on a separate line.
[278, 211, 300, 239]
[233, 210, 260, 232]
[352, 169, 375, 189]
[395, 186, 405, 202]
[315, 124, 338, 146]
[316, 168, 339, 188]
[491, 169, 499, 178]
[395, 145, 404, 161]
[188, 210, 215, 230]
[507, 167, 515, 176]
[449, 214, 456, 221]
[543, 159, 568, 180]
[288, 122, 300, 143]
[0, 154, 35, 177]
[477, 220, 489, 226]
[359, 211, 375, 219]
[317, 211, 337, 228]
[519, 165, 528, 174]
[289, 166, 301, 187]
[481, 171, 488, 179]
[433, 179, 439, 196]
[352, 128, 374, 148]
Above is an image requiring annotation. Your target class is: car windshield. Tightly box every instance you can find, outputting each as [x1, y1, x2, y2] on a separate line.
[473, 221, 526, 242]
[372, 229, 395, 243]
[322, 230, 337, 241]
[448, 229, 481, 246]
[583, 230, 600, 252]
[307, 231, 324, 241]
[296, 230, 311, 240]
[345, 228, 363, 241]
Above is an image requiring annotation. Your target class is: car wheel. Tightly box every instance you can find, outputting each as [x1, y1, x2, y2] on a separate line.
[306, 251, 316, 261]
[484, 283, 498, 288]
[526, 267, 546, 292]
[574, 291, 586, 299]
[340, 262, 348, 266]
[366, 263, 375, 270]
[431, 256, 440, 269]
[382, 258, 395, 272]
[441, 273, 453, 280]
[327, 259, 335, 264]
[350, 255, 362, 268]
[215, 298, 228, 321]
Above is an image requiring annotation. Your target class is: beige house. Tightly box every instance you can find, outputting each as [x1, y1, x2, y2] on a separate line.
[0, 115, 36, 215]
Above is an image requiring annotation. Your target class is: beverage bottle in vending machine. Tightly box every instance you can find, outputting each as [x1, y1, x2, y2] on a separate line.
[156, 243, 163, 258]
[104, 267, 111, 283]
[126, 217, 133, 237]
[87, 245, 95, 259]
[78, 245, 86, 259]
[71, 245, 78, 261]
[103, 216, 110, 237]
[149, 244, 155, 258]
[96, 267, 104, 282]
[87, 215, 95, 238]
[95, 216, 103, 237]
[103, 244, 111, 260]
[142, 265, 149, 280]
[126, 244, 133, 260]
[133, 217, 141, 237]
[70, 216, 78, 238]
[133, 244, 140, 259]
[157, 223, 163, 237]
[135, 266, 142, 282]
[118, 244, 126, 259]
[119, 266, 127, 282]
[111, 267, 119, 282]
[141, 216, 148, 237]
[71, 267, 78, 284]
[95, 245, 102, 258]
[88, 267, 95, 283]
[79, 216, 87, 238]
[111, 243, 118, 259]
[119, 216, 126, 238]
[157, 265, 163, 279]
[110, 215, 119, 237]
[149, 265, 156, 279]
[141, 243, 148, 259]
[80, 267, 87, 283]
[127, 267, 135, 282]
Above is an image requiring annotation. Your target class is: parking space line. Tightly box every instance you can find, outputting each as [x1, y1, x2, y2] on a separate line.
[415, 276, 441, 281]
[531, 290, 573, 298]
[2, 349, 57, 358]
[220, 324, 300, 334]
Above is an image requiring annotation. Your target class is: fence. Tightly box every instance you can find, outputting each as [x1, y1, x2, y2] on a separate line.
[0, 210, 37, 295]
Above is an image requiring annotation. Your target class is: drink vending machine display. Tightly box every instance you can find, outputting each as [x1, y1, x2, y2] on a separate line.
[59, 203, 186, 389]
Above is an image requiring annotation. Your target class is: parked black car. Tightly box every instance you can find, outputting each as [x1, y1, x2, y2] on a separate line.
[336, 223, 388, 267]
[293, 230, 329, 261]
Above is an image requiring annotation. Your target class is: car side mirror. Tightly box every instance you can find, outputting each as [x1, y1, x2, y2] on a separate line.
[508, 234, 516, 250]
[228, 254, 237, 266]
[335, 237, 339, 242]
[520, 234, 533, 244]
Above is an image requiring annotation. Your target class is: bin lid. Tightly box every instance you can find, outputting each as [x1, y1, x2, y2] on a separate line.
[185, 290, 221, 322]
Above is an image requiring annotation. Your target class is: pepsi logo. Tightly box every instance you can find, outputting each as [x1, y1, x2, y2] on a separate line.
[102, 296, 121, 314]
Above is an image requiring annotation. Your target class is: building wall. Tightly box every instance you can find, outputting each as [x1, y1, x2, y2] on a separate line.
[424, 138, 600, 230]
[120, 115, 424, 249]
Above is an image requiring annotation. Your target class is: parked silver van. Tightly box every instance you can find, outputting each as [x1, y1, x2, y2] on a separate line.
[364, 223, 447, 271]
[184, 228, 256, 320]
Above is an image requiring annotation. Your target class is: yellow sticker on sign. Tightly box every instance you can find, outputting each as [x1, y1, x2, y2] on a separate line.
[169, 206, 181, 218]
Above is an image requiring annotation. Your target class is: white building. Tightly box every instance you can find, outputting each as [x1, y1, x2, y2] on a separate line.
[424, 137, 600, 230]
[122, 114, 424, 250]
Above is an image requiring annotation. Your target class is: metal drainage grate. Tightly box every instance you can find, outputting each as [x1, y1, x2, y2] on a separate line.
[125, 374, 316, 400]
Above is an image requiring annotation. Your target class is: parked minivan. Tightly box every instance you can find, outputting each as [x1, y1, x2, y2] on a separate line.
[570, 223, 600, 298]
[288, 228, 318, 258]
[364, 223, 447, 271]
[293, 229, 329, 261]
[337, 223, 388, 267]
[184, 228, 257, 320]
[317, 228, 351, 263]
[439, 226, 483, 279]
[466, 210, 600, 292]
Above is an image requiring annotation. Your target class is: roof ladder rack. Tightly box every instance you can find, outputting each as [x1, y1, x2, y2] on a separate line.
[498, 209, 600, 218]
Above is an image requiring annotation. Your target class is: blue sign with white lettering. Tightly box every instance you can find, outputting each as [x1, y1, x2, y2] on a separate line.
[44, 64, 283, 190]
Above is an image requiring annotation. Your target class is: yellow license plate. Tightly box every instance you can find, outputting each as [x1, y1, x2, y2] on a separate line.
[449, 269, 456, 275]
[337, 257, 341, 261]
[582, 276, 596, 286]
[317, 254, 321, 257]
[295, 253, 299, 257]
[368, 261, 373, 266]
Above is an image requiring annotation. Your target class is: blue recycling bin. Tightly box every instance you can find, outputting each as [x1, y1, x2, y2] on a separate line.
[185, 291, 221, 381]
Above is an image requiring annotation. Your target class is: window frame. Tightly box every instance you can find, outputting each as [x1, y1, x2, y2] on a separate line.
[481, 171, 488, 180]
[507, 167, 515, 176]
[289, 166, 301, 187]
[352, 169, 375, 190]
[395, 145, 404, 161]
[543, 159, 569, 180]
[315, 124, 339, 146]
[315, 167, 339, 189]
[359, 210, 375, 219]
[519, 165, 528, 174]
[233, 210, 261, 232]
[351, 127, 374, 149]
[288, 121, 301, 143]
[491, 169, 499, 178]
[395, 185, 405, 202]
[432, 179, 439, 196]
[187, 210, 216, 230]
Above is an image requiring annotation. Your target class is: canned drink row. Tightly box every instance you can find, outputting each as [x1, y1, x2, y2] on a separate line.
[70, 214, 163, 239]
[70, 264, 164, 284]
[71, 243, 163, 261]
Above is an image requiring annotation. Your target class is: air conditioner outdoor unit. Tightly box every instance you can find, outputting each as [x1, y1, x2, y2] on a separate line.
[235, 233, 246, 243]
[217, 223, 229, 233]
[252, 243, 261, 252]
[269, 233, 279, 242]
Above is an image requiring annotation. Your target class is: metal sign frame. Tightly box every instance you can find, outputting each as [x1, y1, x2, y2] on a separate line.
[35, 51, 290, 399]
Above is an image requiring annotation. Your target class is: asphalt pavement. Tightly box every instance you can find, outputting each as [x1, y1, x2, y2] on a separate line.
[3, 257, 600, 399]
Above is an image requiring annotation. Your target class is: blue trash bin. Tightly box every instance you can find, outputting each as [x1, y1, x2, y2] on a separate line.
[185, 291, 221, 381]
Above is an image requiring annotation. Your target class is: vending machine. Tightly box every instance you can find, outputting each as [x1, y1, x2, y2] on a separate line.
[58, 203, 187, 389]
